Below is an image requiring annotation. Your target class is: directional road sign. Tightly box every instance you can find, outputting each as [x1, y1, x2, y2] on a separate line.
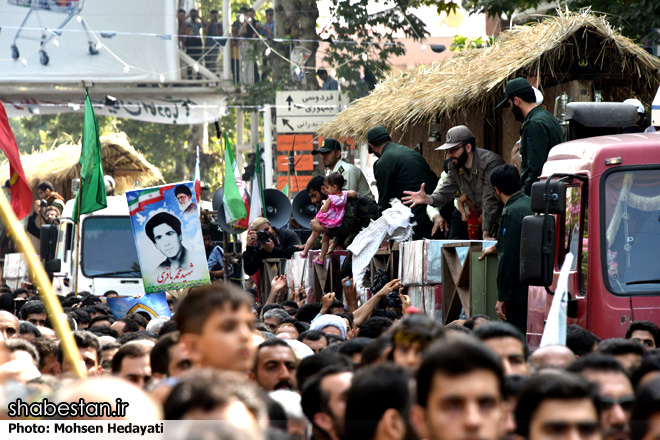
[275, 91, 345, 117]
[276, 115, 336, 134]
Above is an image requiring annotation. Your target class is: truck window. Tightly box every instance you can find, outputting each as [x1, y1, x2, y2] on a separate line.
[603, 169, 660, 294]
[81, 216, 141, 278]
[563, 184, 589, 293]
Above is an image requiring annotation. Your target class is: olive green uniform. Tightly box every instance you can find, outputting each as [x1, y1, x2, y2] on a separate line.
[428, 147, 505, 236]
[373, 141, 438, 239]
[496, 191, 534, 335]
[520, 106, 564, 196]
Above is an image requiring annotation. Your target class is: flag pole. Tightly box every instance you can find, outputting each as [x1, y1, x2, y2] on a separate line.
[215, 121, 230, 283]
[74, 194, 81, 296]
[0, 189, 86, 378]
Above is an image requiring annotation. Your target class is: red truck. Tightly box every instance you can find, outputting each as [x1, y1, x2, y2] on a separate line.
[520, 102, 660, 346]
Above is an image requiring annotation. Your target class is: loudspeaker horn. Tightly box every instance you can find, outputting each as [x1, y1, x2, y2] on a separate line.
[292, 191, 318, 229]
[263, 189, 292, 229]
[212, 188, 249, 234]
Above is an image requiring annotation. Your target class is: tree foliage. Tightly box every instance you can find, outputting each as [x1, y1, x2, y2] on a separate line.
[461, 0, 660, 47]
[322, 0, 458, 98]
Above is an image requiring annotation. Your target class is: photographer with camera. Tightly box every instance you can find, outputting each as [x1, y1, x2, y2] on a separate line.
[243, 217, 301, 276]
[26, 198, 63, 246]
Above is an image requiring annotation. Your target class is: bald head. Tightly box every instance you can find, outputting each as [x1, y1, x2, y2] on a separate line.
[529, 345, 576, 374]
[0, 311, 19, 341]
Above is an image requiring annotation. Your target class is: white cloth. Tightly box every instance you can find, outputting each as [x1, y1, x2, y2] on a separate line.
[348, 199, 414, 288]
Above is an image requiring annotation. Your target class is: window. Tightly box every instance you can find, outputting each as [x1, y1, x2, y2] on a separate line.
[81, 216, 141, 278]
[602, 169, 660, 294]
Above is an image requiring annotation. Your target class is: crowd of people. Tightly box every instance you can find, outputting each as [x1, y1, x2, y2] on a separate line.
[0, 280, 659, 440]
[176, 7, 275, 84]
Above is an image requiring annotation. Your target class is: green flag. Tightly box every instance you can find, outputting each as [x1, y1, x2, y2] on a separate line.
[72, 89, 107, 223]
[222, 133, 249, 227]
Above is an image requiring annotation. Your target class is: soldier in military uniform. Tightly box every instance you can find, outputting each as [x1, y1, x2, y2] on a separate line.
[480, 164, 534, 335]
[402, 125, 504, 240]
[311, 138, 374, 200]
[367, 126, 438, 240]
[496, 78, 564, 195]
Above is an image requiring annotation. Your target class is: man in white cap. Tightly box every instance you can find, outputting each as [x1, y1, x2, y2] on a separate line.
[402, 125, 505, 240]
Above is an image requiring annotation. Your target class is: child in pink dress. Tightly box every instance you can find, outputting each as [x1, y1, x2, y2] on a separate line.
[300, 172, 356, 264]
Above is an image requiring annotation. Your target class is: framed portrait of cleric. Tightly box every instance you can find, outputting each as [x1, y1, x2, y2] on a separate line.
[126, 181, 209, 293]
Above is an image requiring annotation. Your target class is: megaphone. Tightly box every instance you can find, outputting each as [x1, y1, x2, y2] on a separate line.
[212, 188, 249, 234]
[292, 191, 318, 229]
[263, 189, 292, 229]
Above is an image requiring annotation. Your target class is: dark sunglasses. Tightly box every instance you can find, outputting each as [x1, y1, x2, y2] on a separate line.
[598, 396, 635, 412]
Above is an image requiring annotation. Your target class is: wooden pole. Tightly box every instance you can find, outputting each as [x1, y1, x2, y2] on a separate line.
[0, 190, 86, 378]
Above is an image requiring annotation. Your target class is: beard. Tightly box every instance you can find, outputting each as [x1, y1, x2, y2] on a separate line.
[452, 148, 469, 169]
[511, 103, 525, 122]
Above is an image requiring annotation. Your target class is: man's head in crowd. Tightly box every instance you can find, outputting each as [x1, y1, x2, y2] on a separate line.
[568, 354, 634, 440]
[249, 338, 298, 391]
[302, 365, 354, 440]
[150, 331, 192, 380]
[164, 368, 267, 438]
[625, 321, 660, 350]
[176, 284, 256, 373]
[631, 377, 660, 440]
[263, 308, 290, 332]
[389, 313, 443, 370]
[596, 339, 645, 373]
[412, 336, 504, 440]
[20, 300, 47, 327]
[100, 342, 120, 374]
[515, 373, 601, 440]
[299, 330, 328, 354]
[111, 342, 152, 389]
[344, 362, 413, 440]
[19, 320, 41, 341]
[89, 314, 114, 329]
[632, 353, 660, 389]
[358, 316, 394, 339]
[306, 175, 327, 206]
[567, 325, 600, 357]
[338, 337, 371, 368]
[474, 322, 530, 376]
[529, 345, 576, 374]
[110, 318, 139, 336]
[55, 330, 102, 376]
[36, 180, 54, 199]
[5, 338, 40, 381]
[0, 310, 19, 341]
[32, 337, 57, 375]
[310, 314, 347, 340]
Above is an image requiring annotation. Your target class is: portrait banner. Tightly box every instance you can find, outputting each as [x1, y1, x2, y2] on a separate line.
[126, 181, 210, 293]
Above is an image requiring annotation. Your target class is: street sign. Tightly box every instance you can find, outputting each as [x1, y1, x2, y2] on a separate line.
[276, 90, 345, 117]
[276, 115, 336, 134]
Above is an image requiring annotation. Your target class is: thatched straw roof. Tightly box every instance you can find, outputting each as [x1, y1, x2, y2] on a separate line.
[1, 132, 163, 196]
[318, 10, 660, 141]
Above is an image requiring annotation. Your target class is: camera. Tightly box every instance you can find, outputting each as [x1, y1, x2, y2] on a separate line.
[384, 292, 402, 309]
[256, 230, 272, 243]
[39, 199, 48, 208]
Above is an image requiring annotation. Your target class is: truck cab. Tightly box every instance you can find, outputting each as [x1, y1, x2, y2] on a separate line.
[522, 132, 660, 346]
[43, 195, 144, 296]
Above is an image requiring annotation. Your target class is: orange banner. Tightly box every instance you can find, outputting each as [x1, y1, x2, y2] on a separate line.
[277, 154, 314, 172]
[277, 175, 311, 193]
[277, 134, 314, 152]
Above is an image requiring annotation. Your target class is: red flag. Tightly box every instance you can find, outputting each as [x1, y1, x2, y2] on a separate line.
[0, 102, 32, 220]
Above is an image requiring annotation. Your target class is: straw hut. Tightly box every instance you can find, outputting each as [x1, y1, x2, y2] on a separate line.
[317, 10, 660, 173]
[1, 132, 163, 200]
